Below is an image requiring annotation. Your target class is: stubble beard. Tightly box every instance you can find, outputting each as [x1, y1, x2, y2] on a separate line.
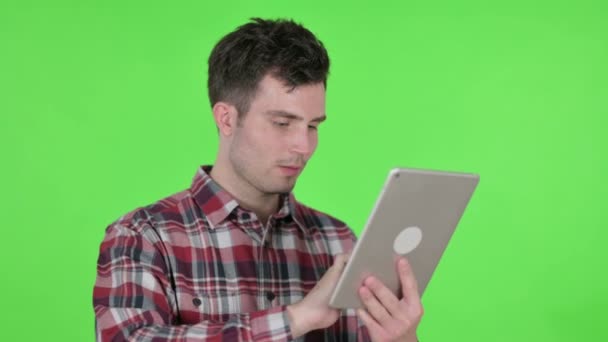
[229, 146, 297, 197]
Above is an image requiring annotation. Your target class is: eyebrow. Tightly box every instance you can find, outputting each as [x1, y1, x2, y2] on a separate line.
[265, 110, 327, 123]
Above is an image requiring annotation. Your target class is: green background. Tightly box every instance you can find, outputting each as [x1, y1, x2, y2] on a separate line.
[1, 0, 606, 340]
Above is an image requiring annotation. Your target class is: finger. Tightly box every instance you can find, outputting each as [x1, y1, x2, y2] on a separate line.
[363, 276, 404, 319]
[333, 253, 349, 271]
[359, 284, 392, 324]
[336, 252, 350, 264]
[321, 253, 349, 286]
[357, 308, 385, 339]
[398, 258, 420, 303]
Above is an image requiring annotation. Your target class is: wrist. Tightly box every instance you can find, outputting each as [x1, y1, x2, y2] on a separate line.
[286, 303, 310, 338]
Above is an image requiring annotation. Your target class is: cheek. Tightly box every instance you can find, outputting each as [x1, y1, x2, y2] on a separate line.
[239, 124, 281, 155]
[232, 128, 259, 162]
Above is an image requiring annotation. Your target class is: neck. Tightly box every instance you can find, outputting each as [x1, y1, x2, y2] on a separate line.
[209, 157, 279, 225]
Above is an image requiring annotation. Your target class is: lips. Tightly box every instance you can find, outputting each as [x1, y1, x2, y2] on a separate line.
[278, 165, 302, 176]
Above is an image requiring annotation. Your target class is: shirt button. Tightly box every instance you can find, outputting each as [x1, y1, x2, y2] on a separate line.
[192, 298, 202, 307]
[265, 291, 276, 301]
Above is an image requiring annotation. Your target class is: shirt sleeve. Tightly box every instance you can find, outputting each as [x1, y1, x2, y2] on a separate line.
[93, 222, 293, 342]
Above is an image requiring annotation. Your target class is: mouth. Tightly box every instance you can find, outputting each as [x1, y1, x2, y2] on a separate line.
[278, 165, 303, 176]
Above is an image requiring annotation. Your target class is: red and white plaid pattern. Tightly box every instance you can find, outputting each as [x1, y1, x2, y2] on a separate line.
[93, 165, 370, 341]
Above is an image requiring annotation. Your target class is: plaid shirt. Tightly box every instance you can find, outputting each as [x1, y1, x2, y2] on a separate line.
[93, 165, 370, 341]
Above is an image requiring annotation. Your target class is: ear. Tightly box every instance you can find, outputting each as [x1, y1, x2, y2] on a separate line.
[212, 102, 239, 137]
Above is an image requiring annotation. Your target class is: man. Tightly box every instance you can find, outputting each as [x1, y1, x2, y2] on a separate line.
[93, 18, 423, 341]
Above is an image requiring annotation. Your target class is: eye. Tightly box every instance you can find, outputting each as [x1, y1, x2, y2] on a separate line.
[308, 125, 318, 130]
[273, 121, 289, 127]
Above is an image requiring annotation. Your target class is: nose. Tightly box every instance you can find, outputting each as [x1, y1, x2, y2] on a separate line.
[289, 128, 315, 157]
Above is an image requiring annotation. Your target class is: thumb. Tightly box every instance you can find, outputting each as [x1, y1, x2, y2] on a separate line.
[325, 253, 350, 281]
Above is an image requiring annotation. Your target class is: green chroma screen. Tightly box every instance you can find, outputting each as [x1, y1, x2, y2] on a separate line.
[1, 0, 606, 341]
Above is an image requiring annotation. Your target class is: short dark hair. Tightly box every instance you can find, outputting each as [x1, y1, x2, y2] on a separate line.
[207, 18, 330, 116]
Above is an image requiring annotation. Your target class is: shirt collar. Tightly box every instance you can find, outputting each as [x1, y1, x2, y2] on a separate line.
[190, 165, 307, 233]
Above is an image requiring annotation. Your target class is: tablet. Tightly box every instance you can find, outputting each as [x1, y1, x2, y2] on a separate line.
[329, 167, 479, 309]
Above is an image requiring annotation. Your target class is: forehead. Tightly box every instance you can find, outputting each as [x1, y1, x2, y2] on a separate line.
[247, 75, 326, 119]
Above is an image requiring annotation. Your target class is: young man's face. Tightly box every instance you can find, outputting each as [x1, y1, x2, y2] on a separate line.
[228, 74, 326, 195]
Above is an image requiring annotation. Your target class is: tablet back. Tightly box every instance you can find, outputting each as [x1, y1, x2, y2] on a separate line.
[329, 168, 479, 309]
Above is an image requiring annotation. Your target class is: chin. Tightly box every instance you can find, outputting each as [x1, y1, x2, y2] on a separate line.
[276, 185, 296, 194]
[267, 182, 296, 194]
